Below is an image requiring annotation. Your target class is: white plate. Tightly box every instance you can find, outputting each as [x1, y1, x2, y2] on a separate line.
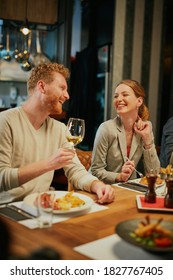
[23, 191, 94, 214]
[129, 178, 165, 189]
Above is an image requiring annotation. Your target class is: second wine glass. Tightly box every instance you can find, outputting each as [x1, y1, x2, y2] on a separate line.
[66, 118, 85, 148]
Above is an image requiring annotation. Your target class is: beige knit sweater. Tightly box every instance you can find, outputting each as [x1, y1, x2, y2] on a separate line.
[0, 107, 97, 201]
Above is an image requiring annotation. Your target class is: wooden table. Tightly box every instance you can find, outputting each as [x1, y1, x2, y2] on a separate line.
[1, 186, 173, 260]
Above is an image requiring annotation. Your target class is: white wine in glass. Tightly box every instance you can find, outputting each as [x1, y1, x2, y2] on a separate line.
[66, 118, 85, 148]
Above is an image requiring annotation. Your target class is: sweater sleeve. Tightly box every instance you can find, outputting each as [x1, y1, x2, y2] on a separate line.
[90, 121, 119, 184]
[142, 122, 160, 173]
[0, 113, 19, 191]
[160, 117, 173, 167]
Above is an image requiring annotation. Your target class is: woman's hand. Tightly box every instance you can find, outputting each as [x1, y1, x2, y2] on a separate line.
[133, 117, 153, 144]
[118, 159, 135, 182]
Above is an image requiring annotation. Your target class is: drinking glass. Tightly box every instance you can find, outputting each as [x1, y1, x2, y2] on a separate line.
[37, 187, 55, 228]
[66, 118, 85, 148]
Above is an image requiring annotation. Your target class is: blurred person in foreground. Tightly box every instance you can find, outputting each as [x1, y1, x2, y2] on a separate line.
[0, 217, 61, 260]
[90, 79, 160, 184]
[160, 116, 173, 168]
[0, 63, 115, 204]
[0, 218, 11, 259]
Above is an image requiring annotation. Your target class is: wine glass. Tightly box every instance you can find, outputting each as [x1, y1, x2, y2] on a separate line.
[66, 118, 85, 148]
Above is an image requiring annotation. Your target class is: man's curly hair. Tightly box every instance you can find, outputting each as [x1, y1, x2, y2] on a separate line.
[27, 63, 70, 92]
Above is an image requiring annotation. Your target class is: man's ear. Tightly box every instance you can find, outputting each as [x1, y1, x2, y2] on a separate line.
[37, 80, 45, 93]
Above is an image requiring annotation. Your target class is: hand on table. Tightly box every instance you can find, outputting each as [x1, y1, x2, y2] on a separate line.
[91, 181, 115, 204]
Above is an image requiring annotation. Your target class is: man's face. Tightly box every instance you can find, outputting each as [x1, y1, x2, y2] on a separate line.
[42, 72, 69, 114]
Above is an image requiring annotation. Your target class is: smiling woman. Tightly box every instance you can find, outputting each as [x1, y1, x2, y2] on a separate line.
[90, 79, 160, 184]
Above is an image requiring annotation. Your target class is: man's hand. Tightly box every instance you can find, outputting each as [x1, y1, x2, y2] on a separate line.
[47, 148, 76, 170]
[91, 181, 115, 204]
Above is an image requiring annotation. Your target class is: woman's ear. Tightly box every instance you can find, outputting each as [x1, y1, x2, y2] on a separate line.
[137, 96, 143, 107]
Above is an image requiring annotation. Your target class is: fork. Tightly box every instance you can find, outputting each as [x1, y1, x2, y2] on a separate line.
[124, 156, 144, 178]
[133, 168, 144, 178]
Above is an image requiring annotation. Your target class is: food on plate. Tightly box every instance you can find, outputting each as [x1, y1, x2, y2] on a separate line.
[129, 215, 173, 247]
[139, 176, 163, 186]
[160, 164, 172, 175]
[34, 192, 53, 208]
[53, 191, 85, 210]
[37, 191, 85, 211]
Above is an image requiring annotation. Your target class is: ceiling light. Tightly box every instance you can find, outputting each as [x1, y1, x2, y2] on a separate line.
[20, 19, 31, 36]
[20, 0, 31, 36]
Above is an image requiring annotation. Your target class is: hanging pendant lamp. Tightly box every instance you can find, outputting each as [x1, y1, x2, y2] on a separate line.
[20, 0, 31, 36]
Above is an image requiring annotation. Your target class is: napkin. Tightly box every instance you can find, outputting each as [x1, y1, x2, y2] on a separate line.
[74, 234, 173, 260]
[11, 201, 108, 229]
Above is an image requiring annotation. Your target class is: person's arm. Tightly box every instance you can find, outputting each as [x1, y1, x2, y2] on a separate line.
[0, 113, 76, 191]
[18, 148, 75, 185]
[91, 121, 136, 183]
[134, 120, 160, 172]
[0, 117, 75, 190]
[90, 180, 115, 204]
[63, 149, 115, 204]
[90, 122, 120, 184]
[160, 118, 173, 166]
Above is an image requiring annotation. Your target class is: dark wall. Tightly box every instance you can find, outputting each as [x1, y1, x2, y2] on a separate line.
[158, 0, 173, 144]
[68, 0, 115, 150]
[68, 0, 173, 149]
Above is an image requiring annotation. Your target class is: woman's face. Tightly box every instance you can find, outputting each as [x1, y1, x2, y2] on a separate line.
[113, 83, 143, 116]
